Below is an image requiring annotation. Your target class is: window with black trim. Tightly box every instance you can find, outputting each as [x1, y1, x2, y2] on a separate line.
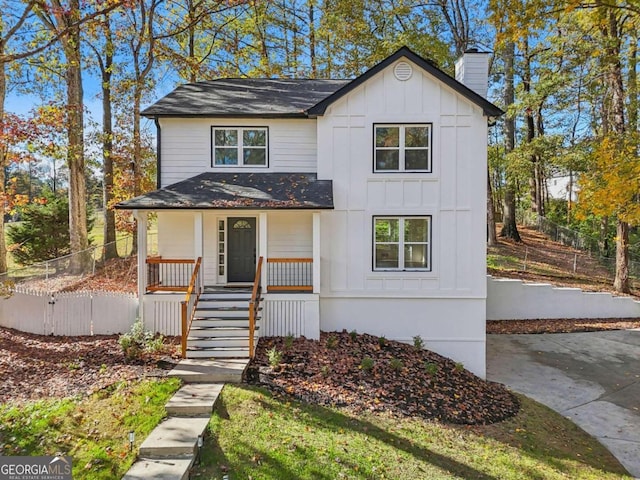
[374, 124, 432, 172]
[374, 216, 431, 271]
[212, 127, 268, 166]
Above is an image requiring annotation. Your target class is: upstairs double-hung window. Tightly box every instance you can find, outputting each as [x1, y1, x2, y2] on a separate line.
[212, 127, 268, 166]
[374, 124, 432, 172]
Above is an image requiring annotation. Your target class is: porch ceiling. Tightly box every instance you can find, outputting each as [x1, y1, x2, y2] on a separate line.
[115, 172, 333, 210]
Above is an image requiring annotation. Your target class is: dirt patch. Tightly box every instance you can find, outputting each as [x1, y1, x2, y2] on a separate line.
[488, 318, 640, 334]
[247, 331, 519, 425]
[0, 327, 180, 404]
[489, 225, 640, 297]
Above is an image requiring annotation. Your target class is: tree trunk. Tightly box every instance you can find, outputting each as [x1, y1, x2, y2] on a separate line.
[101, 15, 117, 260]
[0, 41, 7, 274]
[613, 220, 630, 293]
[487, 169, 497, 246]
[64, 9, 90, 273]
[500, 40, 521, 241]
[309, 1, 316, 77]
[629, 34, 638, 134]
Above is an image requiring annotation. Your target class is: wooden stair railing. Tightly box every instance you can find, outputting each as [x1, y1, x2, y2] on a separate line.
[249, 256, 264, 358]
[180, 257, 202, 358]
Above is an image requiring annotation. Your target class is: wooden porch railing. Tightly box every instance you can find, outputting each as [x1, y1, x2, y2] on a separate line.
[249, 256, 264, 358]
[180, 257, 202, 358]
[267, 258, 313, 292]
[146, 257, 198, 293]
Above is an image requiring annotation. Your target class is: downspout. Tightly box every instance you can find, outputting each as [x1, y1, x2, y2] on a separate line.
[154, 116, 162, 189]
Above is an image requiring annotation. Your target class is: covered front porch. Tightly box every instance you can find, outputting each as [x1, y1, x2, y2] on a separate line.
[133, 209, 323, 357]
[117, 172, 332, 358]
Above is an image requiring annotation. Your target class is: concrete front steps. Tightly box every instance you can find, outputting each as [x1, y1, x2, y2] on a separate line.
[122, 359, 249, 480]
[187, 288, 261, 359]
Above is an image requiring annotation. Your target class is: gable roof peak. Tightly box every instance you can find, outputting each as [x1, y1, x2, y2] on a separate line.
[307, 45, 503, 118]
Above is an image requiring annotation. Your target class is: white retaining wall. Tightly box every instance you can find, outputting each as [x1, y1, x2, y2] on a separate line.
[487, 276, 640, 320]
[0, 288, 138, 335]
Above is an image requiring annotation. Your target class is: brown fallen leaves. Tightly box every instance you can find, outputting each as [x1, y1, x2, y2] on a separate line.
[0, 327, 179, 403]
[487, 318, 640, 334]
[248, 331, 519, 425]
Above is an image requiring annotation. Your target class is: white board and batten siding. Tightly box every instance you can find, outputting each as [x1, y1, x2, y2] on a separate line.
[158, 117, 318, 187]
[316, 58, 488, 377]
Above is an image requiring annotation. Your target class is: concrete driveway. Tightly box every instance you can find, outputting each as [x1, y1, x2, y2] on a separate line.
[487, 329, 640, 478]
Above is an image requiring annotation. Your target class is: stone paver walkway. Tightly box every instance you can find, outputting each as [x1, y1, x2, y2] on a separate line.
[122, 359, 249, 480]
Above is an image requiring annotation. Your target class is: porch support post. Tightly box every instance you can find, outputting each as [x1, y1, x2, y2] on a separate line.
[134, 210, 148, 321]
[194, 211, 203, 258]
[259, 212, 268, 288]
[194, 211, 203, 290]
[313, 211, 321, 294]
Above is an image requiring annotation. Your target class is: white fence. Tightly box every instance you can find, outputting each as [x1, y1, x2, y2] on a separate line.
[0, 288, 138, 336]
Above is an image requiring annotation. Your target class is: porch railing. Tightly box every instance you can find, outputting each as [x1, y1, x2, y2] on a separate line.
[249, 256, 264, 358]
[146, 257, 198, 293]
[180, 257, 202, 358]
[267, 258, 313, 292]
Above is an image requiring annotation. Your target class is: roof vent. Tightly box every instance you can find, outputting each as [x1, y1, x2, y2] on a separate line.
[394, 61, 413, 81]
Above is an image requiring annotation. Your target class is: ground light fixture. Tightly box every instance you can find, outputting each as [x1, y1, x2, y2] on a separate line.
[129, 431, 135, 451]
[197, 435, 204, 464]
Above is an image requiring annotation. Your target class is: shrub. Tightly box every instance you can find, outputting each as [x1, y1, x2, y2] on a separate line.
[118, 320, 161, 360]
[267, 347, 282, 368]
[389, 358, 404, 372]
[326, 335, 338, 349]
[424, 362, 438, 376]
[349, 330, 358, 341]
[284, 334, 294, 350]
[413, 335, 424, 350]
[360, 356, 375, 373]
[454, 362, 465, 372]
[378, 336, 387, 347]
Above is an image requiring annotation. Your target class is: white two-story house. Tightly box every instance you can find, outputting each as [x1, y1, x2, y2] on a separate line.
[117, 47, 502, 378]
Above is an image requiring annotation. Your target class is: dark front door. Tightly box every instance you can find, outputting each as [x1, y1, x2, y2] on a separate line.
[227, 217, 257, 282]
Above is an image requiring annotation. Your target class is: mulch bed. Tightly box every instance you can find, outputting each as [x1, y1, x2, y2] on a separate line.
[488, 318, 640, 334]
[0, 327, 180, 404]
[247, 331, 520, 425]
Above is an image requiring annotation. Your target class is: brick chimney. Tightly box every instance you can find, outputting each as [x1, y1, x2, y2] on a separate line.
[455, 48, 489, 99]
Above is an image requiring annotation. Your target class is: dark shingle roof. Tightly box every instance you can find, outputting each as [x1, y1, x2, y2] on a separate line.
[116, 172, 333, 210]
[142, 79, 350, 117]
[142, 47, 504, 119]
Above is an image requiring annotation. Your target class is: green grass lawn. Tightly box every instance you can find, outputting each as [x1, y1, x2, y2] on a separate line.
[0, 378, 180, 479]
[194, 385, 632, 480]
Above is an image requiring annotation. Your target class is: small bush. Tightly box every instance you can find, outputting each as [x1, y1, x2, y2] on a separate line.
[378, 336, 387, 347]
[326, 335, 338, 349]
[389, 358, 404, 372]
[118, 320, 161, 360]
[360, 356, 375, 373]
[349, 330, 358, 341]
[284, 334, 294, 350]
[267, 347, 282, 368]
[320, 365, 330, 377]
[454, 362, 465, 372]
[413, 335, 424, 350]
[424, 362, 438, 376]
